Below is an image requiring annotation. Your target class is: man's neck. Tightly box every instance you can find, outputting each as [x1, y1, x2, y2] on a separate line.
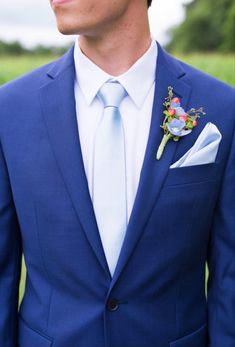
[78, 6, 151, 76]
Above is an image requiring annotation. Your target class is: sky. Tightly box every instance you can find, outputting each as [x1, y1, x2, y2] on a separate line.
[0, 0, 192, 48]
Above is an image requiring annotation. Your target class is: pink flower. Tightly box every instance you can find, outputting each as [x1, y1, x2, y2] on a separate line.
[179, 115, 188, 122]
[168, 108, 176, 116]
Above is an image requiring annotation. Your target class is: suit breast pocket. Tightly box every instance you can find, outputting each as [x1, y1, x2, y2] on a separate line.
[163, 162, 220, 187]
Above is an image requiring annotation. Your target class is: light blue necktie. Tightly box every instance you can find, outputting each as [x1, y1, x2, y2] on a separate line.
[93, 81, 128, 276]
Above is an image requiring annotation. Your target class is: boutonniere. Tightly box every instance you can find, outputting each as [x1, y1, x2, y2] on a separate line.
[156, 86, 206, 160]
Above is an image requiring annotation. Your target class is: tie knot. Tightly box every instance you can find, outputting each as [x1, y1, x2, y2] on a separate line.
[98, 81, 127, 108]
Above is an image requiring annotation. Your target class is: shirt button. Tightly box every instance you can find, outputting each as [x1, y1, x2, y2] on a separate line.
[107, 298, 119, 312]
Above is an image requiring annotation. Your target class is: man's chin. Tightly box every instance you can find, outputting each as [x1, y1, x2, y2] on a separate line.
[55, 19, 98, 37]
[54, 19, 80, 35]
[57, 25, 78, 36]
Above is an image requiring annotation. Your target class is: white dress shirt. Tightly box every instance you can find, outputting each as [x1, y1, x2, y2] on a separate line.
[74, 39, 157, 224]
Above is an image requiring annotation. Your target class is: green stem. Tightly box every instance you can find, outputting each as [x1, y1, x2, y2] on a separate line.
[156, 133, 172, 160]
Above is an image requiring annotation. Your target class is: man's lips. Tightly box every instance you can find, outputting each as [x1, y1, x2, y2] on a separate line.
[51, 0, 72, 5]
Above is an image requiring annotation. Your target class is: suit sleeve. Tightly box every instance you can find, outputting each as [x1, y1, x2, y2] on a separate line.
[207, 129, 235, 346]
[0, 139, 22, 346]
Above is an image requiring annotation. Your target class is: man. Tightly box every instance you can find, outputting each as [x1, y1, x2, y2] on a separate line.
[0, 0, 234, 346]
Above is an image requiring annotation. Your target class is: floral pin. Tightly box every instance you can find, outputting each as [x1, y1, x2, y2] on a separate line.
[156, 86, 206, 160]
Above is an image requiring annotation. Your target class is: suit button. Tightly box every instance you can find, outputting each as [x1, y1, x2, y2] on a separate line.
[107, 298, 119, 312]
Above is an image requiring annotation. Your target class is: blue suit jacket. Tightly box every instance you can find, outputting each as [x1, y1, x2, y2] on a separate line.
[0, 43, 234, 347]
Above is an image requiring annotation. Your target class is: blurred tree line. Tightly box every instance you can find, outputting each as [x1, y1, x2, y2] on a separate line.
[1, 0, 234, 55]
[0, 39, 72, 56]
[167, 0, 235, 52]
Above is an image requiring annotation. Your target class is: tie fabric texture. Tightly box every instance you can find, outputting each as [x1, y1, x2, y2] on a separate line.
[93, 81, 128, 276]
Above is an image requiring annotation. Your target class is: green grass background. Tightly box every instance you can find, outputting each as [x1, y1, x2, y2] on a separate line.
[0, 52, 234, 304]
[1, 53, 234, 87]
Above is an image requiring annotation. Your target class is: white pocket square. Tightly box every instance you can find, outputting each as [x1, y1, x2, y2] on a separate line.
[170, 122, 222, 169]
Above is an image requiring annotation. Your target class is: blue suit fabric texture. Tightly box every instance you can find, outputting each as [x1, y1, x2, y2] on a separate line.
[0, 42, 234, 347]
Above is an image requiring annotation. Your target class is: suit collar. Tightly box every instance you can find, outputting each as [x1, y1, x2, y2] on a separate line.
[156, 42, 186, 79]
[46, 45, 75, 80]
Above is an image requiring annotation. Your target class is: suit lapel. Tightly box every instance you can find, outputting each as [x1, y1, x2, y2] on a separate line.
[39, 48, 111, 278]
[108, 44, 192, 293]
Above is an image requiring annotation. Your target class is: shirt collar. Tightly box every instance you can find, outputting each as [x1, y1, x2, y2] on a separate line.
[74, 38, 158, 109]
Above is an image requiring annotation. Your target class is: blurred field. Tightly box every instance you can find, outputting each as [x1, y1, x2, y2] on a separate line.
[0, 53, 234, 86]
[0, 52, 233, 304]
[174, 53, 235, 87]
[20, 258, 26, 304]
[0, 55, 58, 85]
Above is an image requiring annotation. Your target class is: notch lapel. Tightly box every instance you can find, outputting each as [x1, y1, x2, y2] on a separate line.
[39, 49, 111, 278]
[108, 45, 192, 293]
